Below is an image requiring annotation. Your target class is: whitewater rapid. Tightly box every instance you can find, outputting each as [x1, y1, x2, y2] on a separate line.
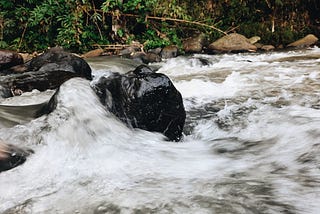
[1, 48, 320, 213]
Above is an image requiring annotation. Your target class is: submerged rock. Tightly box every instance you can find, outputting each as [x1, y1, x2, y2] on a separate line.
[0, 141, 33, 172]
[208, 33, 257, 53]
[93, 65, 186, 141]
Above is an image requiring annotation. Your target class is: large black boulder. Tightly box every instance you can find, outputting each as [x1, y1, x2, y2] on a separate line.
[28, 47, 92, 80]
[0, 47, 92, 97]
[93, 65, 186, 141]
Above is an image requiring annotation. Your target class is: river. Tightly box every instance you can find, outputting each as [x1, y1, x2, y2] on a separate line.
[0, 48, 320, 213]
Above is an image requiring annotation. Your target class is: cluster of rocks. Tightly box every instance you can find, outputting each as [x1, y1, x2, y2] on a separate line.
[189, 33, 318, 53]
[0, 47, 186, 172]
[81, 33, 319, 63]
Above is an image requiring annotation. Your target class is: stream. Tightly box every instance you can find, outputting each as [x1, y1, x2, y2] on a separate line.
[0, 48, 320, 213]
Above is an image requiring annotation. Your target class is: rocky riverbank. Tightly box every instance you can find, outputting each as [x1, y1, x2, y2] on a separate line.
[80, 33, 320, 63]
[1, 33, 318, 68]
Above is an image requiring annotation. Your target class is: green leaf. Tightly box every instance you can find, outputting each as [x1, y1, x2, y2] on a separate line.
[117, 28, 124, 37]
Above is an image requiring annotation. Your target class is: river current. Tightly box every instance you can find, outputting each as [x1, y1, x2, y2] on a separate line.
[0, 48, 320, 213]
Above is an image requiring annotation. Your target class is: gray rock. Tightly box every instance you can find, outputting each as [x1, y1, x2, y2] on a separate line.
[142, 52, 161, 64]
[261, 45, 275, 51]
[208, 33, 257, 53]
[183, 34, 206, 53]
[287, 34, 319, 48]
[161, 45, 179, 59]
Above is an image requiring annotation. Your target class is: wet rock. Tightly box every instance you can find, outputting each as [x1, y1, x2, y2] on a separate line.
[6, 64, 29, 73]
[161, 45, 179, 59]
[183, 33, 206, 53]
[142, 52, 161, 64]
[148, 47, 162, 55]
[0, 85, 11, 98]
[119, 46, 136, 56]
[208, 33, 257, 53]
[128, 51, 161, 64]
[261, 45, 275, 51]
[118, 42, 143, 57]
[92, 65, 186, 141]
[287, 34, 319, 48]
[129, 52, 146, 63]
[82, 49, 104, 58]
[0, 47, 92, 97]
[197, 58, 211, 66]
[28, 47, 92, 80]
[0, 141, 33, 172]
[0, 50, 23, 71]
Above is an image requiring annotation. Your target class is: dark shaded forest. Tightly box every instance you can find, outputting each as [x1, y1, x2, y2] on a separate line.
[0, 0, 319, 52]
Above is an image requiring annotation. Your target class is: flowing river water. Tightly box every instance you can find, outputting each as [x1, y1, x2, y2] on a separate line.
[0, 48, 320, 213]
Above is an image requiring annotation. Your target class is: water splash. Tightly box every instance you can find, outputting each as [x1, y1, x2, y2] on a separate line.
[1, 48, 320, 213]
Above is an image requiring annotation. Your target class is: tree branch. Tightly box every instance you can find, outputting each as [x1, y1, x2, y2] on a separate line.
[98, 11, 228, 35]
[145, 15, 227, 35]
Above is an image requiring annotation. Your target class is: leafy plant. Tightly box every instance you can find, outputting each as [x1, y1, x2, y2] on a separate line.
[0, 0, 318, 52]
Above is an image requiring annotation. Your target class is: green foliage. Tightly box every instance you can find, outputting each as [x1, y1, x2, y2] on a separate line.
[140, 29, 169, 50]
[101, 0, 119, 13]
[102, 0, 157, 14]
[154, 1, 191, 20]
[0, 0, 110, 52]
[0, 0, 318, 52]
[0, 41, 8, 49]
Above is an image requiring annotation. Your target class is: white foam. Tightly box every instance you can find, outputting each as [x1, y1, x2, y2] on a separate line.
[1, 48, 320, 213]
[174, 71, 245, 110]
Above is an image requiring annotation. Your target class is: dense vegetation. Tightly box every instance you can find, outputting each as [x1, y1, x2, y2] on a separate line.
[0, 0, 319, 53]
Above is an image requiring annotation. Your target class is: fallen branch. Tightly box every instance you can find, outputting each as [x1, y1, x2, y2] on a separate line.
[226, 25, 240, 34]
[95, 10, 227, 35]
[92, 43, 144, 51]
[92, 44, 131, 50]
[145, 15, 227, 35]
